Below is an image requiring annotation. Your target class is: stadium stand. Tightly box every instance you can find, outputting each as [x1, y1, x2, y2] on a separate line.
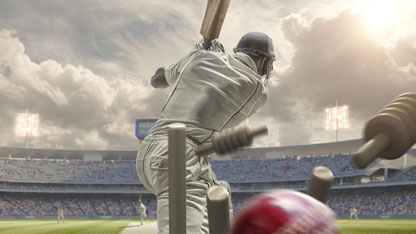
[327, 186, 416, 216]
[0, 193, 157, 218]
[0, 158, 137, 183]
[231, 185, 416, 217]
[0, 154, 412, 183]
[1, 185, 414, 218]
[0, 154, 370, 183]
[0, 145, 415, 219]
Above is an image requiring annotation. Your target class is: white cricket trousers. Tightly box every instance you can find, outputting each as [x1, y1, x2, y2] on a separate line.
[141, 211, 146, 225]
[57, 214, 64, 223]
[136, 134, 232, 234]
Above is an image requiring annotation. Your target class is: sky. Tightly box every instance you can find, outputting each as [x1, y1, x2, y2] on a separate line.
[0, 0, 415, 150]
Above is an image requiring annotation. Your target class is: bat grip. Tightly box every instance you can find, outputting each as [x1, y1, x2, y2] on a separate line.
[203, 38, 212, 50]
[248, 126, 268, 138]
[195, 142, 214, 155]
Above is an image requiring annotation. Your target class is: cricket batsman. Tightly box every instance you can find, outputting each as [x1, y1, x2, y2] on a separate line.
[136, 30, 275, 233]
[349, 205, 359, 222]
[57, 207, 64, 224]
[138, 196, 147, 226]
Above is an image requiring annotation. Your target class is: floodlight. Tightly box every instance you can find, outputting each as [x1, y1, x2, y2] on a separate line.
[325, 105, 349, 130]
[325, 105, 349, 141]
[15, 112, 39, 148]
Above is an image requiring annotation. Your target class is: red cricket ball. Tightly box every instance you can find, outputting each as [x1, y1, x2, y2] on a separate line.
[231, 190, 339, 234]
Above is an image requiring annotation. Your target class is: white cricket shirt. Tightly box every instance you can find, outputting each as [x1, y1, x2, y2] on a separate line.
[150, 49, 268, 144]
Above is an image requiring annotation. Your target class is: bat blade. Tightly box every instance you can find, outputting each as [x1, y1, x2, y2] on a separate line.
[200, 0, 231, 41]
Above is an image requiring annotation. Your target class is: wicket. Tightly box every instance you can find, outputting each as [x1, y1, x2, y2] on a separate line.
[168, 123, 187, 234]
[167, 123, 335, 234]
[207, 185, 231, 234]
[307, 166, 334, 203]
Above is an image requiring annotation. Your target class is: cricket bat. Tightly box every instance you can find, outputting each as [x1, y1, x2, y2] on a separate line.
[200, 0, 231, 49]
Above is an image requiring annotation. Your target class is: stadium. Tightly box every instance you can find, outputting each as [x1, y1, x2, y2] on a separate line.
[1, 137, 415, 233]
[2, 0, 416, 232]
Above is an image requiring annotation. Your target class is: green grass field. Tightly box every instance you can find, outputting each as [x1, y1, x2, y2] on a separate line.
[338, 219, 416, 234]
[0, 219, 133, 234]
[0, 219, 415, 233]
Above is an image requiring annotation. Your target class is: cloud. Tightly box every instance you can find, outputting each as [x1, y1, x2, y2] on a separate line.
[258, 10, 416, 145]
[0, 29, 158, 149]
[390, 35, 416, 67]
[283, 10, 415, 113]
[0, 0, 202, 80]
[0, 1, 415, 149]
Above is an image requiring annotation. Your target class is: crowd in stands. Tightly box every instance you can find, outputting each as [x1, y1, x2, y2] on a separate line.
[0, 154, 371, 183]
[0, 153, 415, 218]
[0, 182, 144, 192]
[0, 159, 137, 183]
[211, 154, 366, 182]
[1, 185, 414, 217]
[0, 193, 157, 218]
[388, 167, 416, 182]
[0, 155, 415, 201]
[327, 186, 416, 215]
[232, 185, 416, 217]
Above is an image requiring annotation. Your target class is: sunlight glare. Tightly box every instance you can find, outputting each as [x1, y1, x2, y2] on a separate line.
[363, 1, 395, 32]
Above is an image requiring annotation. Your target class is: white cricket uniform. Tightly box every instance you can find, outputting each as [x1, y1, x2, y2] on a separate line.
[139, 203, 147, 225]
[57, 208, 64, 223]
[136, 46, 268, 234]
[349, 207, 358, 221]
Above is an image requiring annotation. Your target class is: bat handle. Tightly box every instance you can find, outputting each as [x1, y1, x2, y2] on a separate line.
[352, 133, 389, 169]
[195, 142, 213, 155]
[203, 38, 211, 50]
[248, 126, 268, 138]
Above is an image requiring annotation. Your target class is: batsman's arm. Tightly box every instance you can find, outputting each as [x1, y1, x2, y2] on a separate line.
[150, 63, 179, 89]
[151, 50, 196, 89]
[150, 67, 168, 88]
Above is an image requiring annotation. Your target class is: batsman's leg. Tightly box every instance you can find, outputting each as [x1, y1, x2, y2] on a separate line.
[137, 131, 214, 234]
[157, 180, 209, 234]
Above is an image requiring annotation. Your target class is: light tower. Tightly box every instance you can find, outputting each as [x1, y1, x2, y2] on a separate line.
[15, 110, 39, 148]
[325, 101, 349, 142]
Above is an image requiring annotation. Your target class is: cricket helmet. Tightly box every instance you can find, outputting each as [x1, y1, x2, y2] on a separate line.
[234, 32, 276, 85]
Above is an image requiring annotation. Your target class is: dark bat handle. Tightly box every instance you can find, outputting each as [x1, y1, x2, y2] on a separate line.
[203, 38, 211, 49]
